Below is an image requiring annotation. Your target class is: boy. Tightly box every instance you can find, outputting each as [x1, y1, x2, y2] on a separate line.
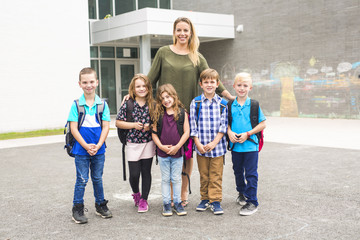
[227, 72, 266, 216]
[68, 67, 112, 224]
[189, 69, 228, 215]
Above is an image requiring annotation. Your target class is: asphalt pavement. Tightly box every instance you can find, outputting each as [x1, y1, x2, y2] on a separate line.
[0, 117, 359, 240]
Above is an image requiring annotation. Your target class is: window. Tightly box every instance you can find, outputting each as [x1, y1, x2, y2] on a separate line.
[90, 46, 99, 58]
[159, 0, 170, 9]
[138, 0, 157, 9]
[115, 0, 136, 15]
[117, 47, 138, 58]
[100, 47, 115, 58]
[99, 0, 113, 19]
[88, 0, 97, 19]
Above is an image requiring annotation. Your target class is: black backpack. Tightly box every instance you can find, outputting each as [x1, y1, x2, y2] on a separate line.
[153, 107, 192, 194]
[117, 98, 135, 181]
[227, 99, 264, 151]
[64, 99, 105, 157]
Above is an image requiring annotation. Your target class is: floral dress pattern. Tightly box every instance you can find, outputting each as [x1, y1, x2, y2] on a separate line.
[116, 100, 152, 143]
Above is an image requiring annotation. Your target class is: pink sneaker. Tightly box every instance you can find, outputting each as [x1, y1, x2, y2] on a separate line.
[132, 192, 141, 207]
[138, 198, 148, 213]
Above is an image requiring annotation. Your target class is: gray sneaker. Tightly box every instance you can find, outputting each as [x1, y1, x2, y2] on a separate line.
[239, 202, 258, 216]
[72, 204, 88, 224]
[95, 200, 113, 218]
[236, 193, 247, 206]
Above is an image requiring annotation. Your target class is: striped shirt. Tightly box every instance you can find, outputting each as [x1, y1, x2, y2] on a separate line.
[190, 93, 228, 157]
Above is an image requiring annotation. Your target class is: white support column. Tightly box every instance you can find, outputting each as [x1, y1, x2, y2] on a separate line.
[139, 35, 151, 74]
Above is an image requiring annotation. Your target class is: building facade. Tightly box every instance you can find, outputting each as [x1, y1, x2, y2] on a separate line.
[1, 0, 359, 133]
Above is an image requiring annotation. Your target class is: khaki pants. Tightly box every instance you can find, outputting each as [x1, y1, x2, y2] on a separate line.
[196, 154, 224, 203]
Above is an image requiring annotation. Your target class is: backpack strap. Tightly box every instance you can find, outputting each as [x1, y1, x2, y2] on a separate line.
[75, 99, 86, 129]
[226, 100, 234, 151]
[122, 98, 135, 181]
[194, 95, 202, 125]
[250, 99, 260, 144]
[95, 99, 105, 128]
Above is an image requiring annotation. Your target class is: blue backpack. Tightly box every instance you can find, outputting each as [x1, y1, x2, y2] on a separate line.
[64, 99, 105, 157]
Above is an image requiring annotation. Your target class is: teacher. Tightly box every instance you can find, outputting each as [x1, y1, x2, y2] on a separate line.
[147, 17, 234, 206]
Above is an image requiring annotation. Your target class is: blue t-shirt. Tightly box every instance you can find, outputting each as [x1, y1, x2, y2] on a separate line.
[229, 97, 266, 152]
[67, 94, 110, 156]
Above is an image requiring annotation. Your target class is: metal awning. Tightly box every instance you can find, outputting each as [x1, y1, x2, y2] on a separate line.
[91, 8, 235, 46]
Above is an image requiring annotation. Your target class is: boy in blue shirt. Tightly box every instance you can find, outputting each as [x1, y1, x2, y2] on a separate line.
[190, 69, 228, 215]
[227, 72, 266, 216]
[67, 67, 112, 223]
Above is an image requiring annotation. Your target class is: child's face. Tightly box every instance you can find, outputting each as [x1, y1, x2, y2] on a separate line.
[79, 73, 98, 95]
[161, 91, 174, 109]
[134, 78, 148, 99]
[199, 77, 219, 96]
[233, 78, 252, 98]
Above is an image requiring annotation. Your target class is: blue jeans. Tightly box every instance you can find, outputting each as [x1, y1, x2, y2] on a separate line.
[231, 151, 259, 206]
[73, 154, 105, 205]
[158, 156, 183, 205]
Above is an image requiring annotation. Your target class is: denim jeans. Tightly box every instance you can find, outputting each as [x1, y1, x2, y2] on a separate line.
[158, 156, 183, 205]
[231, 151, 259, 206]
[73, 154, 105, 205]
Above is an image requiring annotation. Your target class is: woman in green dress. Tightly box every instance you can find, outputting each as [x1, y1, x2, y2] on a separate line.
[147, 17, 234, 207]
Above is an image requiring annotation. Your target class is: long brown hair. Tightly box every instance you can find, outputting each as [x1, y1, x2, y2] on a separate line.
[128, 74, 154, 115]
[152, 84, 185, 126]
[173, 17, 200, 67]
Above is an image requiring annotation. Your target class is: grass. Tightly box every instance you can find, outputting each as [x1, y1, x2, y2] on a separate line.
[0, 128, 64, 140]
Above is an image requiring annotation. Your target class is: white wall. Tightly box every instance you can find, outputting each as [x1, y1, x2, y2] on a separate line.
[0, 0, 90, 133]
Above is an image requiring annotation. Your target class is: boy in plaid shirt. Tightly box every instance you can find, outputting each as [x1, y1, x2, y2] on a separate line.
[190, 69, 228, 215]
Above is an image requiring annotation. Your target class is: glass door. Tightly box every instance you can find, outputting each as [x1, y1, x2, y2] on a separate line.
[116, 60, 139, 111]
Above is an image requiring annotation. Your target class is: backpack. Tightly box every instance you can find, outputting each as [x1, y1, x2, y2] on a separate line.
[153, 107, 192, 193]
[117, 98, 135, 181]
[64, 99, 105, 157]
[227, 99, 264, 152]
[194, 95, 227, 124]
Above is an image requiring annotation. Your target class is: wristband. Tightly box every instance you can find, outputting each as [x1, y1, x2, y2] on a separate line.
[246, 131, 251, 137]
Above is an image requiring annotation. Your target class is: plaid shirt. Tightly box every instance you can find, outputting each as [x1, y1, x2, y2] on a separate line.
[190, 93, 228, 157]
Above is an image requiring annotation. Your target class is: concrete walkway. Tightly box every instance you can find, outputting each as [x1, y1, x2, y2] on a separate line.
[0, 117, 359, 239]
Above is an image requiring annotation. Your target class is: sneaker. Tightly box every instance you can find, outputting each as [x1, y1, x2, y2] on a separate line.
[210, 201, 224, 215]
[236, 193, 247, 206]
[95, 200, 113, 218]
[196, 200, 209, 211]
[138, 198, 149, 213]
[72, 203, 88, 224]
[132, 192, 141, 207]
[162, 203, 173, 217]
[240, 202, 258, 216]
[173, 202, 187, 216]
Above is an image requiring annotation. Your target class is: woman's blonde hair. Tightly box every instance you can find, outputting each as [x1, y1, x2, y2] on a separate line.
[173, 17, 200, 67]
[128, 74, 154, 115]
[152, 84, 185, 126]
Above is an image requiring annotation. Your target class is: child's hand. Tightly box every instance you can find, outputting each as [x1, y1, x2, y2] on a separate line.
[228, 130, 239, 143]
[167, 145, 180, 155]
[134, 122, 144, 130]
[143, 123, 150, 132]
[196, 143, 206, 154]
[87, 144, 98, 156]
[204, 142, 216, 152]
[238, 132, 248, 143]
[160, 145, 172, 153]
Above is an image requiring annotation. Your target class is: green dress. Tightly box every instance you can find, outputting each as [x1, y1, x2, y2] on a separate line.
[147, 45, 226, 111]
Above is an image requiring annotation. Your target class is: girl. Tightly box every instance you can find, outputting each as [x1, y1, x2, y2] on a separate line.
[116, 74, 155, 213]
[152, 84, 190, 216]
